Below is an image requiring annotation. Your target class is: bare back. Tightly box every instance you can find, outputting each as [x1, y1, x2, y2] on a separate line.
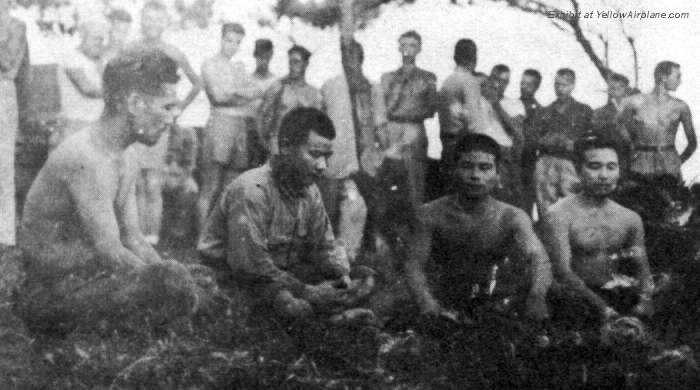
[19, 129, 139, 276]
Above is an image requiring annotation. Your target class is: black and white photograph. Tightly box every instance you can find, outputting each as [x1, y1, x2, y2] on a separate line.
[0, 0, 699, 388]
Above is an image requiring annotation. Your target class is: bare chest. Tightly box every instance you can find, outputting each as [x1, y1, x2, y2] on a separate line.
[570, 213, 629, 255]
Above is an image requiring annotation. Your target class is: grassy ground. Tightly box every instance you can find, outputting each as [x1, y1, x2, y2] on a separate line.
[1, 239, 700, 389]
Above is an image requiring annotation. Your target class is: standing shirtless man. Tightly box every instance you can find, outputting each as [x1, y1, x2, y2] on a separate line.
[198, 23, 266, 234]
[617, 61, 696, 180]
[541, 134, 654, 325]
[15, 48, 203, 333]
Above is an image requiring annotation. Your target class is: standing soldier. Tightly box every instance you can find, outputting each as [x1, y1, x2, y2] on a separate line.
[245, 39, 277, 168]
[377, 30, 438, 209]
[534, 68, 592, 216]
[258, 45, 322, 156]
[519, 69, 543, 215]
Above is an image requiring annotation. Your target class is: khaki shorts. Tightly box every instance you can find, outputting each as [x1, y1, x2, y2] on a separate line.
[203, 111, 249, 169]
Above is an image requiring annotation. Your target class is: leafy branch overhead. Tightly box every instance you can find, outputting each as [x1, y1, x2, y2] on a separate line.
[274, 0, 632, 81]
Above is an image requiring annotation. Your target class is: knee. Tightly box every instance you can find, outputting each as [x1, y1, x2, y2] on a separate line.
[136, 260, 199, 318]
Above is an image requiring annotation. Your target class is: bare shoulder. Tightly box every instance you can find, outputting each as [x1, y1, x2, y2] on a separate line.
[671, 96, 690, 111]
[49, 131, 99, 171]
[496, 200, 531, 227]
[609, 200, 643, 227]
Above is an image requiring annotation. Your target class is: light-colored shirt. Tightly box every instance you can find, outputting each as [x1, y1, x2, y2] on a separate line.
[438, 68, 481, 138]
[58, 47, 103, 121]
[322, 74, 359, 179]
[197, 163, 349, 291]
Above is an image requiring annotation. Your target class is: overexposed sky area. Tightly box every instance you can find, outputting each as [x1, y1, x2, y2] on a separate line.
[13, 0, 700, 180]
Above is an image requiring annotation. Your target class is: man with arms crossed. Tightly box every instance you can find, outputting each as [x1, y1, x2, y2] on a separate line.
[51, 20, 106, 150]
[15, 48, 204, 334]
[198, 23, 266, 234]
[541, 134, 654, 324]
[617, 61, 696, 180]
[405, 133, 551, 321]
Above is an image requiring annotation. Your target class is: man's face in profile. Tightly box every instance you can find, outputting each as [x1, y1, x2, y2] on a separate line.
[292, 130, 333, 186]
[454, 150, 499, 199]
[580, 148, 620, 197]
[131, 83, 180, 146]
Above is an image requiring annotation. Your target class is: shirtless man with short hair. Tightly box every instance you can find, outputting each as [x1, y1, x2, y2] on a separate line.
[198, 23, 266, 234]
[617, 61, 696, 180]
[15, 48, 203, 333]
[406, 133, 551, 321]
[541, 134, 654, 323]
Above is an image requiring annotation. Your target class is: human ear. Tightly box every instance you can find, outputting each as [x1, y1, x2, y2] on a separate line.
[126, 92, 146, 117]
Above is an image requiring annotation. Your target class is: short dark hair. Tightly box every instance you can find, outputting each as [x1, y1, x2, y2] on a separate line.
[278, 107, 335, 148]
[399, 30, 422, 44]
[609, 72, 629, 86]
[654, 61, 680, 84]
[574, 132, 621, 166]
[490, 64, 510, 77]
[288, 44, 311, 62]
[107, 9, 132, 24]
[103, 47, 180, 117]
[454, 39, 477, 67]
[454, 133, 501, 164]
[523, 68, 542, 87]
[556, 68, 576, 81]
[254, 39, 273, 56]
[221, 22, 245, 37]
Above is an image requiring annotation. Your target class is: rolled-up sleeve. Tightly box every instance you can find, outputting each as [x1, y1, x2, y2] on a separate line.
[225, 185, 306, 294]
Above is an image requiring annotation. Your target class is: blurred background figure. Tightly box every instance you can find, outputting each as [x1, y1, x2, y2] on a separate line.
[0, 0, 29, 252]
[245, 38, 276, 168]
[130, 0, 201, 246]
[103, 8, 133, 63]
[51, 19, 106, 150]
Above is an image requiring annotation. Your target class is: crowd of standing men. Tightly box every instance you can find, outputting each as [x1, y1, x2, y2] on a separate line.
[1, 0, 698, 338]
